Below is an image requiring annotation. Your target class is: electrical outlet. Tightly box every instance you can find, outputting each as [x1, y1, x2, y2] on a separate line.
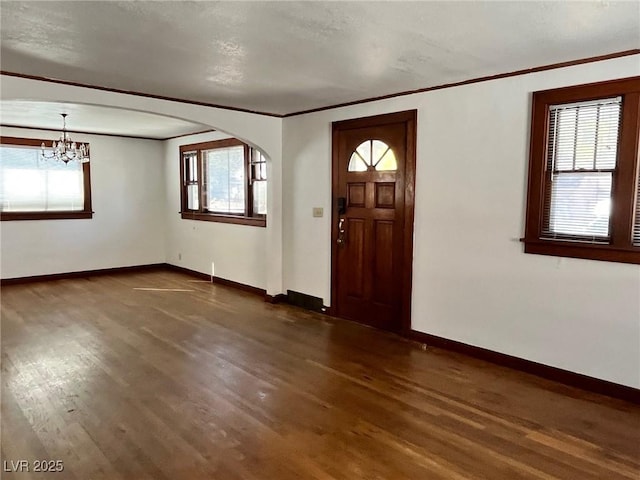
[312, 207, 323, 218]
[178, 253, 182, 261]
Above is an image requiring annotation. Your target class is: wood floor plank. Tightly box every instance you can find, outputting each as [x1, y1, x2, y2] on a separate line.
[1, 270, 639, 479]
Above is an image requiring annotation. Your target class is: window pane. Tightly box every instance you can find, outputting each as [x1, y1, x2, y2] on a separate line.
[183, 151, 197, 182]
[574, 107, 598, 170]
[356, 140, 372, 166]
[187, 184, 199, 210]
[253, 180, 267, 215]
[251, 149, 267, 181]
[190, 154, 198, 181]
[595, 103, 621, 170]
[544, 97, 621, 242]
[376, 149, 397, 171]
[371, 140, 388, 164]
[348, 152, 367, 172]
[553, 108, 577, 171]
[546, 172, 612, 239]
[0, 146, 84, 212]
[205, 146, 245, 214]
[349, 140, 397, 171]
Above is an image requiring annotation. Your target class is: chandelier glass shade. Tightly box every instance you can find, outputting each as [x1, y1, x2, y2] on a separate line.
[41, 114, 90, 164]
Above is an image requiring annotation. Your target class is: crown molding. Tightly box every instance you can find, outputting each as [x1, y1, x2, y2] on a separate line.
[0, 70, 284, 118]
[283, 49, 640, 117]
[3, 49, 638, 119]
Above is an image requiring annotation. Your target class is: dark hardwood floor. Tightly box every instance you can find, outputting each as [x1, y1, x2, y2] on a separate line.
[1, 270, 639, 479]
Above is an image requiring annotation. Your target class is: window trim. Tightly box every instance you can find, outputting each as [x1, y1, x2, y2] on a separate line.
[523, 77, 640, 264]
[0, 136, 93, 221]
[179, 138, 266, 227]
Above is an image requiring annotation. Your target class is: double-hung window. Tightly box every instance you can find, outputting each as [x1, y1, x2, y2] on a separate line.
[523, 77, 640, 264]
[180, 138, 266, 226]
[0, 137, 93, 221]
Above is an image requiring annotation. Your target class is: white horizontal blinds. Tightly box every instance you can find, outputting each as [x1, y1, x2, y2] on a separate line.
[0, 145, 84, 212]
[542, 97, 622, 242]
[633, 163, 640, 246]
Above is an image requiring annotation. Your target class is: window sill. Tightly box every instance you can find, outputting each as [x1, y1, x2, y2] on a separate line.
[522, 238, 639, 265]
[180, 211, 266, 227]
[1, 211, 94, 221]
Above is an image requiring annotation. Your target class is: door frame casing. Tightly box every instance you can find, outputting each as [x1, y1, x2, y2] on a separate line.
[330, 110, 417, 334]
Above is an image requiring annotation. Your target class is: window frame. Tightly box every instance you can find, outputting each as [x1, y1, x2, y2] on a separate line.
[523, 77, 640, 264]
[0, 136, 93, 221]
[179, 138, 266, 227]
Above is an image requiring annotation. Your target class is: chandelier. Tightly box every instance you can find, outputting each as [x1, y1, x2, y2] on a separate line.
[41, 114, 90, 164]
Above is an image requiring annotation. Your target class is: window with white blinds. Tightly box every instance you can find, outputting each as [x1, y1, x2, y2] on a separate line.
[523, 77, 640, 265]
[542, 97, 621, 241]
[0, 139, 92, 221]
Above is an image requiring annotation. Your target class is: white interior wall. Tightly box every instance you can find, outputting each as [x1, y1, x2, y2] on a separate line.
[164, 131, 267, 289]
[282, 55, 640, 388]
[2, 57, 639, 387]
[0, 126, 166, 278]
[0, 76, 283, 294]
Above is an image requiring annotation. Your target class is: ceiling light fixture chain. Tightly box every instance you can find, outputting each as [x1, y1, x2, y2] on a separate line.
[41, 113, 90, 164]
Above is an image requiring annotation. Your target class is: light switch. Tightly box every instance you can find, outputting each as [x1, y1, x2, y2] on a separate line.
[312, 207, 323, 218]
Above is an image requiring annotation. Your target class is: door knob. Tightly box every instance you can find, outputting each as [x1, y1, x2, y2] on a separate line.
[337, 218, 346, 245]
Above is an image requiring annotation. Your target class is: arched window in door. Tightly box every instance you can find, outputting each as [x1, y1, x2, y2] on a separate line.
[348, 140, 397, 172]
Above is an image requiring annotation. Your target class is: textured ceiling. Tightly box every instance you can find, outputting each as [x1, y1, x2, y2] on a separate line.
[1, 1, 639, 116]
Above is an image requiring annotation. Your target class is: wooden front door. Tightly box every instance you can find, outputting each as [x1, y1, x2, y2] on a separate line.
[331, 110, 416, 333]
